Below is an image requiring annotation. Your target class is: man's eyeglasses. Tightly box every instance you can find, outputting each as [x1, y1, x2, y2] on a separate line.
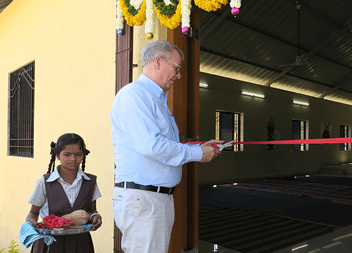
[162, 57, 181, 74]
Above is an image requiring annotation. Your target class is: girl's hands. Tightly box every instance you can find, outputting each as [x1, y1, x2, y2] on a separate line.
[91, 213, 102, 231]
[27, 218, 38, 227]
[26, 206, 40, 226]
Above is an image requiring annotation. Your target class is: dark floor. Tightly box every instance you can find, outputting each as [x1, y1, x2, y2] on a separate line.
[199, 175, 352, 252]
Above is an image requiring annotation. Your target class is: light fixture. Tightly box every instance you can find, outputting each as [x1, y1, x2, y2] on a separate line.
[292, 244, 308, 251]
[323, 242, 342, 249]
[293, 100, 309, 106]
[214, 244, 218, 252]
[333, 233, 352, 241]
[199, 83, 208, 88]
[241, 91, 265, 98]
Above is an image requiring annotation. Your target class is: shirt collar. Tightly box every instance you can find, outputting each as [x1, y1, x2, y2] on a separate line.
[139, 74, 168, 99]
[46, 166, 91, 182]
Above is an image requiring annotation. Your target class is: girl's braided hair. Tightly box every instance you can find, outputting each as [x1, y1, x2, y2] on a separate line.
[47, 133, 90, 173]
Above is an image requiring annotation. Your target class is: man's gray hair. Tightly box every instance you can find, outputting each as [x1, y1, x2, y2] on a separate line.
[140, 40, 184, 68]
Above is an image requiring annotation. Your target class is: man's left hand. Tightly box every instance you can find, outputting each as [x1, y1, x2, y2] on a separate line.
[199, 140, 224, 162]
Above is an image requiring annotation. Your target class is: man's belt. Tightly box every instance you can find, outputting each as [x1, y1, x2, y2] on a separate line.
[115, 182, 176, 195]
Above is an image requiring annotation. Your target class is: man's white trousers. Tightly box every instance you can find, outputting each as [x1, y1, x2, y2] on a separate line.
[113, 187, 175, 253]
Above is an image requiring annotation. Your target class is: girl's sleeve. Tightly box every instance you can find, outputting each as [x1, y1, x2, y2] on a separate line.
[92, 182, 102, 202]
[28, 177, 46, 207]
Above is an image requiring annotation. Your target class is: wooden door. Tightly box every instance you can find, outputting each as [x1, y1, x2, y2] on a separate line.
[114, 21, 133, 253]
[167, 10, 201, 253]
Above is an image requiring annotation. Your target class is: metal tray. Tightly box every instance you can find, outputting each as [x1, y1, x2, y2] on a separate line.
[35, 224, 93, 236]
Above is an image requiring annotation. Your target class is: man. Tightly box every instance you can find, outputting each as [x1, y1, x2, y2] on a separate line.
[110, 40, 222, 253]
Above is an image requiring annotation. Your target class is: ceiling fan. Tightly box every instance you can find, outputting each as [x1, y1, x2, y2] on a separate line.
[280, 1, 306, 68]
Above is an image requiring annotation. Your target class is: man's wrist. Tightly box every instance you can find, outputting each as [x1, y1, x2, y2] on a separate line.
[189, 145, 203, 162]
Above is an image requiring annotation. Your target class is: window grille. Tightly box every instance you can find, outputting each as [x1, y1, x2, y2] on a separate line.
[8, 62, 35, 157]
[215, 111, 243, 152]
[292, 119, 309, 151]
[340, 125, 351, 150]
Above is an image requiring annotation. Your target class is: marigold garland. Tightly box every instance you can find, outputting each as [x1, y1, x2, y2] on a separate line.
[153, 0, 182, 29]
[116, 0, 241, 38]
[119, 0, 147, 26]
[194, 0, 228, 12]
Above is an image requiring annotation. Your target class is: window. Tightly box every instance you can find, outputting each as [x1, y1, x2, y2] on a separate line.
[292, 119, 309, 151]
[215, 111, 244, 151]
[340, 125, 351, 150]
[8, 62, 35, 157]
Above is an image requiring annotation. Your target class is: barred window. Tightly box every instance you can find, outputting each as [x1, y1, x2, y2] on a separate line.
[8, 62, 35, 157]
[215, 111, 244, 152]
[292, 119, 309, 151]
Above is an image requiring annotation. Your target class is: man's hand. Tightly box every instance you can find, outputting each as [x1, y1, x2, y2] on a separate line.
[199, 140, 224, 162]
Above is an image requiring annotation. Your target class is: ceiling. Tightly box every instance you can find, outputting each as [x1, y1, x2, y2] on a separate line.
[2, 0, 352, 105]
[198, 0, 352, 105]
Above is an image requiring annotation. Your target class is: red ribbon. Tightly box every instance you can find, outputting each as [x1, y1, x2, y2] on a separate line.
[185, 137, 352, 148]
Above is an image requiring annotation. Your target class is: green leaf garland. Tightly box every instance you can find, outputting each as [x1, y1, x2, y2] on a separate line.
[125, 0, 141, 16]
[153, 0, 179, 17]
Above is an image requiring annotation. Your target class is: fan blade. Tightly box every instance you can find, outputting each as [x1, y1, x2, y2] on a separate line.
[295, 55, 302, 65]
[279, 63, 295, 67]
[279, 56, 304, 68]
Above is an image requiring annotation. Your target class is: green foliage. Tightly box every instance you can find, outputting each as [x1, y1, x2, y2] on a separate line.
[153, 0, 178, 17]
[0, 240, 20, 253]
[125, 0, 140, 16]
[124, 0, 178, 17]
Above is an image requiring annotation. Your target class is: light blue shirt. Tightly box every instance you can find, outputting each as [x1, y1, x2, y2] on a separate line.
[110, 74, 203, 187]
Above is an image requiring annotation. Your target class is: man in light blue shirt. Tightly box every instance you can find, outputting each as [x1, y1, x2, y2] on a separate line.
[111, 40, 222, 253]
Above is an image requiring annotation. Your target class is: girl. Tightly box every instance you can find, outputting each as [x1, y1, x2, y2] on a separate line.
[26, 133, 102, 253]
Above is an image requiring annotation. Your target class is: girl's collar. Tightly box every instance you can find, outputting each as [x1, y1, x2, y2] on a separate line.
[46, 166, 91, 182]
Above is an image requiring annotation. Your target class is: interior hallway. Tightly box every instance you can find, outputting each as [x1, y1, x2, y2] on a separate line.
[198, 174, 352, 252]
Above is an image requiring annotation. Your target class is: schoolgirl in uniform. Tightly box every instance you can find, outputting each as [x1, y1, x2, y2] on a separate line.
[25, 133, 102, 253]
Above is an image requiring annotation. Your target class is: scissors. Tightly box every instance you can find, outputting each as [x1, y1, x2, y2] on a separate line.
[217, 140, 234, 151]
[186, 140, 235, 151]
[187, 140, 235, 151]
